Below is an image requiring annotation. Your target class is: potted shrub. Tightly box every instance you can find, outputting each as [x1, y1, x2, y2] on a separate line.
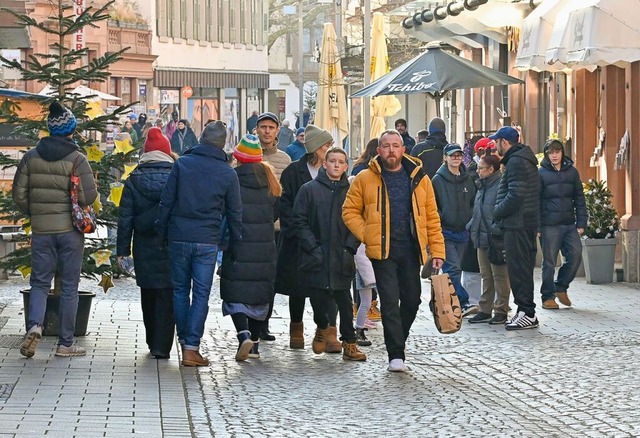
[0, 0, 138, 335]
[581, 179, 620, 284]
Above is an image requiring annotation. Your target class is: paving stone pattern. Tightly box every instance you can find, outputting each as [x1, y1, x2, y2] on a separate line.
[0, 272, 639, 436]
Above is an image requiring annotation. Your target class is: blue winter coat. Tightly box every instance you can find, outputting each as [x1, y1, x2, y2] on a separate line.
[117, 160, 173, 289]
[156, 144, 242, 245]
[539, 156, 588, 228]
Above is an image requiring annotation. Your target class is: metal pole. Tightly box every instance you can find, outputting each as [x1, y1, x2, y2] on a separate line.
[363, 0, 371, 143]
[298, 1, 304, 125]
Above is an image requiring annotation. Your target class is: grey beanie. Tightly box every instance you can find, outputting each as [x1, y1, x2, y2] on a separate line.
[304, 124, 332, 154]
[428, 117, 446, 134]
[200, 120, 227, 148]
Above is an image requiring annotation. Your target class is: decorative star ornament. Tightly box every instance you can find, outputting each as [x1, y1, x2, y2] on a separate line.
[90, 249, 112, 267]
[84, 100, 105, 120]
[85, 145, 104, 162]
[114, 138, 134, 155]
[108, 183, 124, 207]
[18, 265, 31, 279]
[22, 220, 31, 235]
[92, 196, 102, 215]
[98, 274, 114, 293]
[121, 164, 137, 180]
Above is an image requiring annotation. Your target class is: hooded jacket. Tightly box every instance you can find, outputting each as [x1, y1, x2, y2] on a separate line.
[12, 136, 97, 234]
[494, 143, 540, 230]
[170, 125, 198, 155]
[539, 154, 587, 228]
[292, 167, 359, 290]
[156, 144, 242, 245]
[343, 154, 446, 263]
[431, 163, 476, 232]
[410, 131, 448, 178]
[117, 156, 173, 288]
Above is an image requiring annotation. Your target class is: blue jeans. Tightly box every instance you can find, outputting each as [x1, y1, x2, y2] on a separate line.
[169, 241, 218, 350]
[442, 239, 470, 306]
[29, 231, 84, 347]
[539, 225, 583, 301]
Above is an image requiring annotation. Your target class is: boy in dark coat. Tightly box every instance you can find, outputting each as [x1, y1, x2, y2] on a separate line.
[291, 146, 365, 361]
[117, 128, 175, 359]
[538, 139, 587, 309]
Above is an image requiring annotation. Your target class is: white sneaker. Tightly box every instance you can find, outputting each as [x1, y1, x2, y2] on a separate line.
[388, 358, 408, 372]
[20, 325, 42, 358]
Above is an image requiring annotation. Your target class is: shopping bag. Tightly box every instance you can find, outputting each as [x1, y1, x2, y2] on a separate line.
[429, 272, 462, 334]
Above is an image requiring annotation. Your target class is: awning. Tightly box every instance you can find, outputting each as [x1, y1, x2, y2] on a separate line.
[390, 0, 533, 48]
[546, 0, 640, 71]
[515, 0, 568, 72]
[38, 85, 121, 101]
[154, 69, 269, 89]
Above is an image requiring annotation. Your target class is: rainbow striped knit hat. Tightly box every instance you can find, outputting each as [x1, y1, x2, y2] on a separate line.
[233, 134, 263, 163]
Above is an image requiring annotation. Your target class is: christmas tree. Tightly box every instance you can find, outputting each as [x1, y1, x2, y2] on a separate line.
[0, 0, 138, 290]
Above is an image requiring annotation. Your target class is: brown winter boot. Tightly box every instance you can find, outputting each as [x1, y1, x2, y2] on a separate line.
[325, 325, 342, 353]
[289, 322, 304, 349]
[342, 342, 367, 361]
[182, 349, 209, 367]
[312, 327, 330, 354]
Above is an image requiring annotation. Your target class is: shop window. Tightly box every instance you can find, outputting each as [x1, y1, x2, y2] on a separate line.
[224, 88, 240, 151]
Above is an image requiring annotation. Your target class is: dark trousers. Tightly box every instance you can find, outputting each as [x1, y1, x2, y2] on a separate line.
[231, 313, 263, 342]
[370, 245, 422, 361]
[290, 295, 338, 325]
[309, 288, 356, 343]
[140, 287, 175, 356]
[503, 229, 537, 316]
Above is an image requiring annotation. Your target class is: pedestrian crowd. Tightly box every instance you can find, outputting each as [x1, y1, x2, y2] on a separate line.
[14, 103, 588, 373]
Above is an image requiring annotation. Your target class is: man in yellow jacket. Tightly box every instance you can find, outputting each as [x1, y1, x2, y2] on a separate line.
[343, 129, 445, 373]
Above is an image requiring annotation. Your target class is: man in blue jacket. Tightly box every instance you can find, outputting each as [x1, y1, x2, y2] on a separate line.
[157, 120, 242, 366]
[538, 139, 587, 309]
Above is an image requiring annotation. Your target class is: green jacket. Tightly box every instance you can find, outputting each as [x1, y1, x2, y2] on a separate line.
[12, 136, 97, 234]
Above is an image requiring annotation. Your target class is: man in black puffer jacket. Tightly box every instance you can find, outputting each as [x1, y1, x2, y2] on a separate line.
[492, 126, 540, 331]
[411, 117, 448, 178]
[538, 139, 587, 310]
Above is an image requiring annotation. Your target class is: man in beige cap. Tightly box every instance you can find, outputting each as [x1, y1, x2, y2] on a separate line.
[255, 111, 290, 341]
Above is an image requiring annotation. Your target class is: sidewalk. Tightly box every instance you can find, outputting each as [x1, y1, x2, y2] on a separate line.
[1, 271, 640, 437]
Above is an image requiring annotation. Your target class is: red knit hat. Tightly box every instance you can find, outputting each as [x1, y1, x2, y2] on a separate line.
[144, 127, 171, 156]
[474, 137, 495, 154]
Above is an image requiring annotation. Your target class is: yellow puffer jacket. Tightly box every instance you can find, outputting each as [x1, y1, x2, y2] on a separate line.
[342, 154, 445, 263]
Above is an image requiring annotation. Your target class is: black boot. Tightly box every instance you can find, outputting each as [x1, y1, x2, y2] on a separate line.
[260, 325, 276, 341]
[235, 330, 253, 361]
[355, 328, 372, 347]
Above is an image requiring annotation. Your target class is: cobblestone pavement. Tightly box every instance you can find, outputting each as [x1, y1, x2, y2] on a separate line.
[0, 271, 639, 436]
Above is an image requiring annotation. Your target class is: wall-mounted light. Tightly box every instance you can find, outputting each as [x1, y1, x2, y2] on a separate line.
[434, 5, 448, 20]
[421, 9, 434, 23]
[447, 2, 465, 17]
[402, 17, 414, 29]
[413, 12, 423, 26]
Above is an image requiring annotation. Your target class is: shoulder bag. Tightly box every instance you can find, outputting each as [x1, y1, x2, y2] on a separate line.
[70, 155, 97, 234]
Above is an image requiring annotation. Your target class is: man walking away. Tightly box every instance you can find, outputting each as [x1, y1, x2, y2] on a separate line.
[411, 117, 448, 178]
[13, 101, 98, 358]
[491, 126, 540, 330]
[156, 120, 242, 366]
[538, 139, 587, 309]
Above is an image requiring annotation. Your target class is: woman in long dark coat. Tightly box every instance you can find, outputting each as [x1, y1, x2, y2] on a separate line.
[117, 128, 175, 359]
[220, 134, 282, 361]
[275, 125, 339, 351]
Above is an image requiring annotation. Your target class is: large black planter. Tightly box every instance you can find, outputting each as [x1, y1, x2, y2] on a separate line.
[21, 290, 95, 336]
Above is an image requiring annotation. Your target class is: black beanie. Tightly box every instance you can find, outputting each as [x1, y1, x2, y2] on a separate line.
[200, 120, 227, 148]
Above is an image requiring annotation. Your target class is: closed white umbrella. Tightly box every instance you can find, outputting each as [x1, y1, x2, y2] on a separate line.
[315, 22, 348, 146]
[370, 13, 401, 140]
